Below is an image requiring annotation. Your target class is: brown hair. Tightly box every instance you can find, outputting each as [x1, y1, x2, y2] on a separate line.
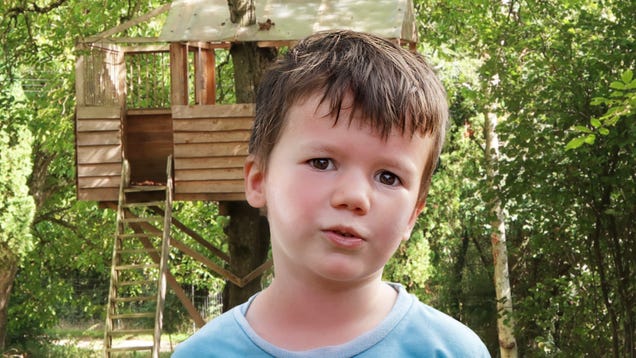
[251, 30, 448, 203]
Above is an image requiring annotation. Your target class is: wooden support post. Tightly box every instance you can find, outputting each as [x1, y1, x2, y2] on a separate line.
[194, 47, 216, 105]
[170, 43, 188, 106]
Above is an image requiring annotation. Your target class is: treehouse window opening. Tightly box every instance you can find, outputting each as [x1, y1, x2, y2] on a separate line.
[125, 51, 171, 109]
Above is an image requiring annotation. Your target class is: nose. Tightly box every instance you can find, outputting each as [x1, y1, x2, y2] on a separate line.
[329, 169, 371, 215]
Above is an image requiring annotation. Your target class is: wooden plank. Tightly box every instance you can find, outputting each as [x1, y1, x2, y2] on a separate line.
[257, 40, 298, 48]
[77, 187, 119, 201]
[78, 176, 120, 188]
[114, 49, 126, 106]
[75, 55, 86, 107]
[90, 36, 161, 44]
[77, 163, 122, 177]
[77, 106, 120, 119]
[173, 130, 250, 144]
[77, 119, 120, 132]
[77, 131, 120, 146]
[175, 180, 244, 194]
[127, 108, 171, 116]
[174, 142, 248, 157]
[175, 168, 243, 181]
[77, 145, 121, 164]
[172, 103, 254, 119]
[158, 209, 230, 263]
[171, 237, 243, 286]
[123, 44, 170, 53]
[174, 192, 245, 201]
[174, 156, 246, 170]
[173, 118, 253, 131]
[85, 3, 171, 42]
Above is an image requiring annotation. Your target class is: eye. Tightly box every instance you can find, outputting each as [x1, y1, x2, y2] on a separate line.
[308, 158, 334, 171]
[375, 170, 401, 187]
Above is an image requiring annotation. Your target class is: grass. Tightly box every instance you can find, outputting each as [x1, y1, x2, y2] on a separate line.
[4, 324, 190, 358]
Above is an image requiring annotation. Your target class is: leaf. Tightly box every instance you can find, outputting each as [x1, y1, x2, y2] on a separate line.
[565, 136, 586, 150]
[584, 133, 596, 144]
[590, 97, 607, 106]
[621, 69, 633, 84]
[574, 125, 592, 133]
[590, 118, 601, 128]
[598, 127, 610, 136]
[610, 81, 626, 90]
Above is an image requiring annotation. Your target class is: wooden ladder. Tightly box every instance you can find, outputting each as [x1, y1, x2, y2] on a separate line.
[104, 156, 173, 357]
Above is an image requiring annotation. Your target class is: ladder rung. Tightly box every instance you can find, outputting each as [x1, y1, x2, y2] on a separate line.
[115, 263, 159, 271]
[117, 233, 159, 239]
[111, 312, 156, 319]
[108, 328, 155, 336]
[106, 345, 153, 352]
[117, 248, 159, 255]
[125, 185, 166, 193]
[122, 216, 163, 223]
[122, 201, 164, 208]
[112, 295, 157, 303]
[116, 280, 156, 287]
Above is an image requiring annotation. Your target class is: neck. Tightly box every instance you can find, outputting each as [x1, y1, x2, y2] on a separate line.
[245, 273, 397, 350]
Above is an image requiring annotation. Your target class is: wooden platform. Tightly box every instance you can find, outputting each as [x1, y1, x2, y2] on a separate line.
[75, 104, 253, 202]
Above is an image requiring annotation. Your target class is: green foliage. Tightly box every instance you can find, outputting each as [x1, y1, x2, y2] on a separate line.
[0, 88, 36, 260]
[170, 201, 227, 295]
[0, 0, 179, 345]
[384, 229, 434, 299]
[8, 200, 114, 341]
[417, 0, 635, 355]
[567, 69, 636, 150]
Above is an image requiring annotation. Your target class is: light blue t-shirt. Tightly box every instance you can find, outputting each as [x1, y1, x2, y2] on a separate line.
[173, 283, 490, 357]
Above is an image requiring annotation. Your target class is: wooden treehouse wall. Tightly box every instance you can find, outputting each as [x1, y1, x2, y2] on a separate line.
[76, 44, 124, 201]
[172, 104, 252, 201]
[75, 42, 250, 202]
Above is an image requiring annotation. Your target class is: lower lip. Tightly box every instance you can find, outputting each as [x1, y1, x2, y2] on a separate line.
[323, 231, 364, 249]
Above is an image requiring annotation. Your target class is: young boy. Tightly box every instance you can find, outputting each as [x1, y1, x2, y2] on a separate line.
[173, 30, 490, 357]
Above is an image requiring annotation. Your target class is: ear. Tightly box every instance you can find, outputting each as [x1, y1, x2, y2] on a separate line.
[402, 200, 426, 241]
[244, 155, 267, 208]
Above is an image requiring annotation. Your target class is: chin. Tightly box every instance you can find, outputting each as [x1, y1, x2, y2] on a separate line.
[313, 259, 380, 284]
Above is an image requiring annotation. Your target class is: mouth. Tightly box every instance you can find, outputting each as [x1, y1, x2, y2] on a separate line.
[323, 226, 365, 249]
[334, 230, 356, 238]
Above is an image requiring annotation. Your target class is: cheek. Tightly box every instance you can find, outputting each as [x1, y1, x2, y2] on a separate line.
[265, 171, 322, 222]
[376, 197, 418, 240]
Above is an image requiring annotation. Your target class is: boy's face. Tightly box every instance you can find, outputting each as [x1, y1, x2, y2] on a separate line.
[245, 93, 434, 286]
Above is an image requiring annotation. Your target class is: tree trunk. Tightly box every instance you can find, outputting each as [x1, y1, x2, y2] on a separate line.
[222, 0, 277, 311]
[484, 109, 518, 358]
[221, 202, 270, 310]
[0, 245, 19, 350]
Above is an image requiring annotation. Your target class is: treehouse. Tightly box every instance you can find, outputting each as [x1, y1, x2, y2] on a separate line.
[74, 0, 418, 356]
[74, 0, 417, 203]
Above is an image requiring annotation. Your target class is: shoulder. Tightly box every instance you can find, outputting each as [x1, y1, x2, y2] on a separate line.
[172, 303, 265, 357]
[371, 284, 491, 357]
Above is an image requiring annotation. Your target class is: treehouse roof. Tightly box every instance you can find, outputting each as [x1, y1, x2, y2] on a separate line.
[158, 0, 417, 44]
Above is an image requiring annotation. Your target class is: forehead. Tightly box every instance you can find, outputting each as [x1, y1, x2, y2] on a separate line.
[283, 91, 419, 140]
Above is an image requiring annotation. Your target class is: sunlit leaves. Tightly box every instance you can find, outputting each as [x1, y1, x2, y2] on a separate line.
[567, 69, 636, 150]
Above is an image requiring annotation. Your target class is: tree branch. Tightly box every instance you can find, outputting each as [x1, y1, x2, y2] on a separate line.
[5, 0, 69, 17]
